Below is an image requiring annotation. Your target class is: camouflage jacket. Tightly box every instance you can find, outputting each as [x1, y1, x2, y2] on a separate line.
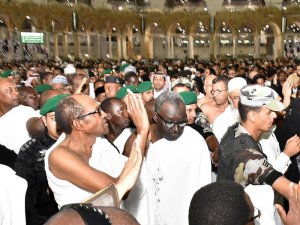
[217, 122, 282, 187]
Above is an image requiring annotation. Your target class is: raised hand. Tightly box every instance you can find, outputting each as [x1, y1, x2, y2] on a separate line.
[283, 135, 300, 158]
[276, 182, 300, 225]
[115, 136, 142, 200]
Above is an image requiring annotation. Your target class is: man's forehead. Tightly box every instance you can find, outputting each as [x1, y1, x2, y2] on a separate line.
[0, 79, 15, 88]
[161, 101, 184, 112]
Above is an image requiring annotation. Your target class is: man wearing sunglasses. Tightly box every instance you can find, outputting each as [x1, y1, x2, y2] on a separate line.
[124, 91, 211, 225]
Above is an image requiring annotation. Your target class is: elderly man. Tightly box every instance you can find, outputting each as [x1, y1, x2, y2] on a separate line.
[217, 85, 300, 200]
[124, 91, 211, 225]
[0, 78, 38, 154]
[45, 92, 149, 208]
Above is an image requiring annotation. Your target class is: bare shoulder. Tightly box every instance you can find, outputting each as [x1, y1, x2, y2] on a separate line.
[200, 99, 215, 112]
[49, 145, 82, 164]
[48, 145, 87, 178]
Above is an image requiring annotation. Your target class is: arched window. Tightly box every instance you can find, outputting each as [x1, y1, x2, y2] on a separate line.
[282, 0, 300, 6]
[173, 23, 187, 48]
[108, 0, 150, 7]
[165, 0, 207, 8]
[223, 0, 265, 7]
[237, 25, 254, 46]
[56, 0, 91, 6]
[194, 22, 209, 47]
[218, 23, 233, 47]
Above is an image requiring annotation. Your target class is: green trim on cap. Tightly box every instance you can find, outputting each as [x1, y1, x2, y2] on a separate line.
[35, 84, 53, 94]
[116, 85, 138, 99]
[40, 94, 70, 116]
[137, 81, 153, 93]
[1, 70, 13, 78]
[179, 91, 197, 105]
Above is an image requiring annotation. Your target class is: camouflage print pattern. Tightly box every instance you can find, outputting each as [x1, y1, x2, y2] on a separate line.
[217, 122, 278, 187]
[234, 147, 274, 187]
[195, 110, 213, 134]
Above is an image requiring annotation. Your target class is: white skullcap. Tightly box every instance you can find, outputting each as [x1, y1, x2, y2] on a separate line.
[52, 75, 68, 85]
[64, 64, 76, 75]
[228, 77, 247, 93]
[124, 65, 137, 74]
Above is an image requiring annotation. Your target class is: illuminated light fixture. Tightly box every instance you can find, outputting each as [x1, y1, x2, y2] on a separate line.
[26, 16, 31, 20]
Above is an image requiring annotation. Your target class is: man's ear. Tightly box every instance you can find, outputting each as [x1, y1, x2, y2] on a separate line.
[248, 111, 256, 123]
[153, 112, 158, 123]
[41, 115, 47, 126]
[72, 119, 84, 131]
[106, 113, 112, 120]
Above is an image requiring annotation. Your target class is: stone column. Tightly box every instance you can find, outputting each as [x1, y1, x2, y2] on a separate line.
[63, 33, 68, 57]
[254, 35, 260, 58]
[188, 35, 194, 59]
[127, 33, 133, 58]
[232, 35, 236, 58]
[73, 32, 80, 58]
[209, 33, 215, 59]
[122, 35, 127, 59]
[53, 33, 59, 59]
[108, 34, 113, 57]
[86, 33, 91, 57]
[117, 34, 122, 59]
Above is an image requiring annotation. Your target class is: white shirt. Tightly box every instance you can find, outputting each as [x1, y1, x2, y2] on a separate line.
[0, 105, 39, 154]
[113, 128, 133, 154]
[124, 126, 211, 225]
[212, 105, 237, 142]
[45, 134, 127, 208]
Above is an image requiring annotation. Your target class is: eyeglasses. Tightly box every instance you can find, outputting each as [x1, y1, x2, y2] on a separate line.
[211, 89, 228, 95]
[76, 105, 101, 119]
[156, 112, 187, 129]
[247, 207, 261, 222]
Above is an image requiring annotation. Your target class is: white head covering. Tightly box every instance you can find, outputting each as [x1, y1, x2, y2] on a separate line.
[228, 77, 247, 93]
[64, 64, 76, 75]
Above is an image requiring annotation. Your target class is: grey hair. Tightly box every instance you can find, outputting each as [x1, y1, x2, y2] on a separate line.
[155, 91, 184, 113]
[55, 95, 85, 134]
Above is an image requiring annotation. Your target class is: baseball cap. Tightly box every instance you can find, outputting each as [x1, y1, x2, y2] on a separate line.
[240, 85, 284, 112]
[104, 76, 124, 85]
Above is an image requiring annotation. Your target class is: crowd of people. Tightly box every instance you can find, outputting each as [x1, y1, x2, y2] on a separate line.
[0, 57, 300, 225]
